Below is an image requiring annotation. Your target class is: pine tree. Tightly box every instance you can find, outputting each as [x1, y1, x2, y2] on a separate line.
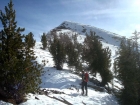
[82, 31, 112, 86]
[55, 32, 83, 72]
[99, 47, 112, 86]
[82, 31, 101, 74]
[49, 35, 66, 70]
[132, 30, 140, 53]
[25, 32, 36, 49]
[116, 39, 139, 105]
[113, 60, 118, 77]
[0, 0, 43, 103]
[41, 33, 47, 50]
[62, 33, 81, 71]
[66, 41, 80, 69]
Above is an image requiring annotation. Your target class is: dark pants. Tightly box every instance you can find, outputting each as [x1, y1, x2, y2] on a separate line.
[81, 81, 87, 95]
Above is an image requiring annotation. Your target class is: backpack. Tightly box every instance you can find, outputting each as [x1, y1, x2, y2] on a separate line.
[84, 73, 89, 82]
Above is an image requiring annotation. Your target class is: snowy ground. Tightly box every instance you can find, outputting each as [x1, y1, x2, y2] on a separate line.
[0, 42, 119, 105]
[22, 42, 119, 105]
[20, 68, 118, 105]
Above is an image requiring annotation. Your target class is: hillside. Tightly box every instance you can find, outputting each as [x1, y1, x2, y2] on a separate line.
[49, 21, 122, 90]
[0, 41, 119, 105]
[22, 42, 119, 105]
[50, 21, 122, 70]
[0, 22, 121, 105]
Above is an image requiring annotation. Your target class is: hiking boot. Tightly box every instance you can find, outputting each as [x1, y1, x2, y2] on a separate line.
[85, 91, 88, 96]
[81, 92, 84, 95]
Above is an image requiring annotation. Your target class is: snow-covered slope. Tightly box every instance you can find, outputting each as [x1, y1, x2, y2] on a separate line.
[0, 42, 119, 105]
[56, 21, 123, 47]
[0, 22, 121, 105]
[20, 42, 119, 105]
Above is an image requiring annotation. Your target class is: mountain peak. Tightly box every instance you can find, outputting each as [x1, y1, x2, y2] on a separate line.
[55, 21, 123, 46]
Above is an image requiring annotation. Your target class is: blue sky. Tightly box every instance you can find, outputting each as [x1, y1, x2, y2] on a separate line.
[0, 0, 140, 41]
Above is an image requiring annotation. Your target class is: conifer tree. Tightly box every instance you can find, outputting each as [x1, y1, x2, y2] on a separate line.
[41, 33, 47, 50]
[82, 31, 101, 74]
[99, 47, 112, 86]
[115, 39, 139, 105]
[56, 32, 83, 72]
[66, 41, 79, 67]
[0, 0, 43, 103]
[113, 60, 118, 77]
[132, 30, 140, 53]
[49, 35, 66, 70]
[82, 31, 112, 86]
[61, 33, 80, 70]
[25, 32, 36, 49]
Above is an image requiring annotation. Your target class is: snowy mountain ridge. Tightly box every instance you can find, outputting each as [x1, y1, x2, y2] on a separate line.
[55, 21, 124, 47]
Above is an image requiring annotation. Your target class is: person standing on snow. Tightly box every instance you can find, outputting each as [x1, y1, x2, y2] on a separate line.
[81, 70, 89, 96]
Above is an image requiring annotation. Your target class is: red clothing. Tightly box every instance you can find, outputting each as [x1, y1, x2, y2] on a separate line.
[84, 73, 89, 82]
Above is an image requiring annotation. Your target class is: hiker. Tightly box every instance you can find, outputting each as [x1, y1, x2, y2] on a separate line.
[81, 70, 89, 96]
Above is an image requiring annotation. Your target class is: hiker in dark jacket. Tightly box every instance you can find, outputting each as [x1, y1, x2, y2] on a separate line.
[81, 70, 89, 96]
